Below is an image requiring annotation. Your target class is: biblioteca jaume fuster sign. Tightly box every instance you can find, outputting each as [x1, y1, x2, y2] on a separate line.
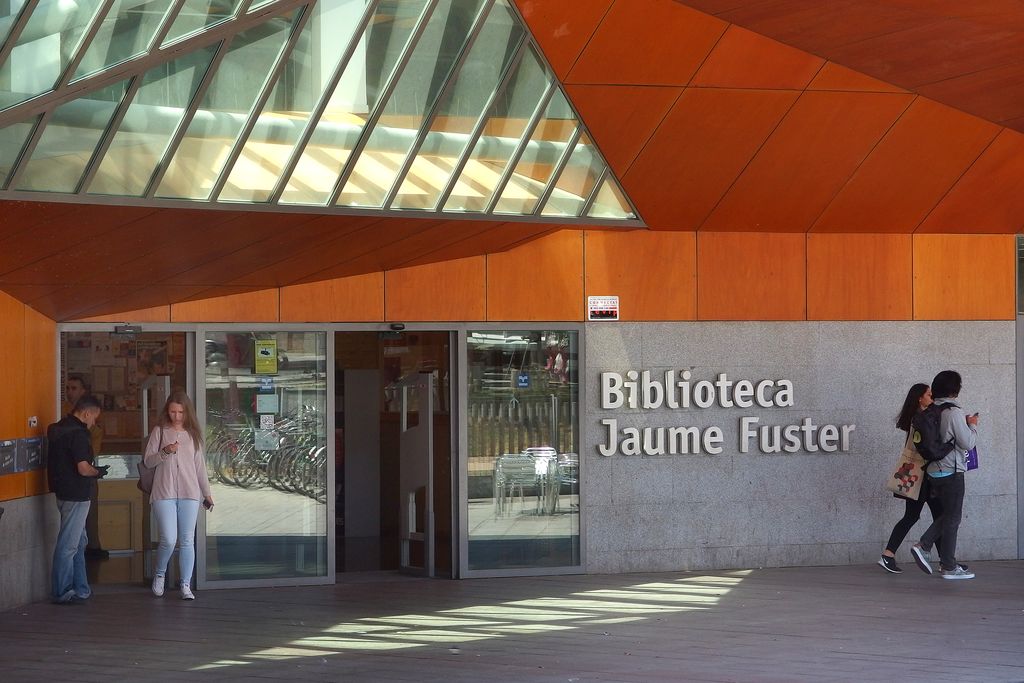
[598, 370, 856, 456]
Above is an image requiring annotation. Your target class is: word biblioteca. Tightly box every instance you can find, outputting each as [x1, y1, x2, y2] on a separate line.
[597, 370, 856, 456]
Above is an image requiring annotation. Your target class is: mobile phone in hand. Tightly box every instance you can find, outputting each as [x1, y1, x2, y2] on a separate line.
[203, 500, 214, 511]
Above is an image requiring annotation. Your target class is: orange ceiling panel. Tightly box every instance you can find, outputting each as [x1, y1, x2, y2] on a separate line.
[567, 0, 726, 86]
[917, 129, 1024, 233]
[66, 285, 215, 321]
[224, 216, 385, 287]
[812, 98, 1000, 233]
[386, 256, 487, 322]
[487, 229, 584, 321]
[565, 84, 680, 174]
[697, 231, 805, 320]
[76, 305, 172, 323]
[913, 234, 1015, 320]
[827, 18, 1024, 90]
[374, 220, 503, 272]
[67, 208, 246, 286]
[685, 1, 938, 59]
[0, 201, 77, 239]
[677, 1, 1024, 134]
[171, 288, 280, 322]
[918, 61, 1024, 128]
[159, 213, 331, 286]
[623, 88, 799, 230]
[807, 233, 913, 320]
[0, 204, 157, 279]
[584, 229, 696, 320]
[702, 91, 914, 232]
[513, 0, 615, 80]
[389, 222, 554, 268]
[291, 220, 448, 283]
[280, 273, 384, 322]
[690, 25, 824, 90]
[807, 62, 907, 93]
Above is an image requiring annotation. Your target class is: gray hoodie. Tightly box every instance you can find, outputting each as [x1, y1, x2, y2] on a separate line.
[926, 397, 977, 476]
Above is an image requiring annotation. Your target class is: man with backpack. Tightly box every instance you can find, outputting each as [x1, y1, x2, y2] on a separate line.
[910, 370, 978, 580]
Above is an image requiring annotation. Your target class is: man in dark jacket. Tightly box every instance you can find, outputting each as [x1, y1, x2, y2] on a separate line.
[47, 395, 108, 604]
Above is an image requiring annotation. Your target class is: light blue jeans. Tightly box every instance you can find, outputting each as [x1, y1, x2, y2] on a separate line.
[153, 498, 200, 587]
[51, 499, 91, 602]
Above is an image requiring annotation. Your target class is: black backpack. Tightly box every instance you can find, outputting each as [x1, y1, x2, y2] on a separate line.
[911, 402, 956, 462]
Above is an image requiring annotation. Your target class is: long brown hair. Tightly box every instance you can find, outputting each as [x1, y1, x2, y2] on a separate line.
[159, 390, 204, 449]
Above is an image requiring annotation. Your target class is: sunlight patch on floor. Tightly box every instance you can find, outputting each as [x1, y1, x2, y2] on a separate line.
[190, 571, 751, 670]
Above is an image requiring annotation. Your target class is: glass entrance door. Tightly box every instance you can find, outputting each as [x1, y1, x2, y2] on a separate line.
[198, 330, 332, 587]
[397, 371, 435, 576]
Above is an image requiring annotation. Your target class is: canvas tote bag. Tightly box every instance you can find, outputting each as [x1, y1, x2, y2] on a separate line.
[885, 433, 925, 500]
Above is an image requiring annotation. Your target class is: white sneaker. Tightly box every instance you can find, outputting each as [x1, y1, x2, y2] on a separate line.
[151, 575, 165, 597]
[180, 583, 195, 600]
[941, 566, 975, 580]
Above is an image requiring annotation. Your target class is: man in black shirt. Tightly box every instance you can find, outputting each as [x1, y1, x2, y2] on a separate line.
[47, 395, 107, 604]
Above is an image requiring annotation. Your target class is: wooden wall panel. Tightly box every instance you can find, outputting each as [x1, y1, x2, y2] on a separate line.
[584, 230, 696, 320]
[280, 273, 384, 322]
[487, 230, 584, 321]
[0, 291, 26, 439]
[0, 473, 26, 501]
[697, 232, 805, 320]
[24, 469, 47, 496]
[513, 0, 614, 80]
[690, 25, 824, 89]
[807, 234, 912, 320]
[624, 88, 799, 229]
[567, 0, 726, 85]
[386, 257, 486, 322]
[171, 289, 279, 322]
[812, 98, 1000, 233]
[917, 129, 1024, 233]
[913, 234, 1015, 320]
[75, 305, 172, 323]
[23, 306, 56, 438]
[702, 91, 915, 232]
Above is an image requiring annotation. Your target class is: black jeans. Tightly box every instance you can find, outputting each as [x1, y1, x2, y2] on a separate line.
[920, 473, 965, 571]
[885, 479, 945, 555]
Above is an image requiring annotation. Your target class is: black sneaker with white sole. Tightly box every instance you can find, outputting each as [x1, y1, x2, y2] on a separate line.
[878, 555, 902, 573]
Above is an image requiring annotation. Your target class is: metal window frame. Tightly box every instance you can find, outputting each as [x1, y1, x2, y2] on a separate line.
[0, 0, 41, 80]
[151, 2, 313, 200]
[381, 0, 496, 210]
[483, 77, 555, 215]
[266, 0, 382, 204]
[432, 31, 527, 212]
[531, 125, 581, 216]
[203, 3, 313, 201]
[578, 167, 608, 218]
[327, 0, 441, 207]
[0, 0, 310, 130]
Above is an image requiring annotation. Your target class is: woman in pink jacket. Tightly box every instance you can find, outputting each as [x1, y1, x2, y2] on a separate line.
[143, 391, 214, 600]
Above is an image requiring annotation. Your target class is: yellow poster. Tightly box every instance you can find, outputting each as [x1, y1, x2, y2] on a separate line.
[253, 340, 278, 375]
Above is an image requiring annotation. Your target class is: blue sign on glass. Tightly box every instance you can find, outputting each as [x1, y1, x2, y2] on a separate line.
[0, 440, 16, 475]
[18, 437, 44, 471]
[517, 372, 530, 388]
[259, 377, 275, 392]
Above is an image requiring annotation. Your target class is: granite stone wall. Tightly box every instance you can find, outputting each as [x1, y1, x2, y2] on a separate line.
[0, 495, 58, 610]
[584, 322, 1017, 573]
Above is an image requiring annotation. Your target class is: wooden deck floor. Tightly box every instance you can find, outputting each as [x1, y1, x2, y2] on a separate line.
[2, 561, 1023, 682]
